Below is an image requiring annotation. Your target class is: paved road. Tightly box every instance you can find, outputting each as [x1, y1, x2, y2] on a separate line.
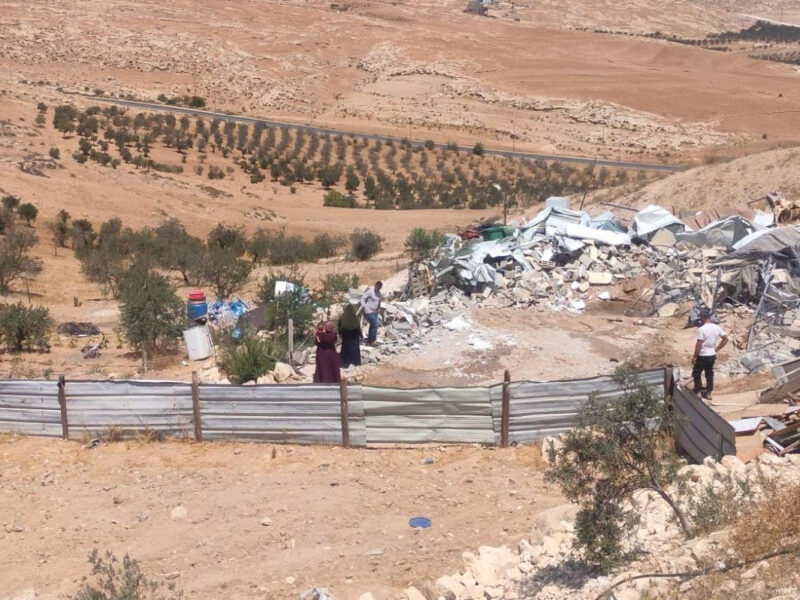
[86, 96, 684, 173]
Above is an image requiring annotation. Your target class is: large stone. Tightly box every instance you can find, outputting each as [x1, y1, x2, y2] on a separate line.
[358, 594, 376, 600]
[587, 272, 613, 285]
[404, 587, 426, 600]
[720, 455, 746, 475]
[170, 505, 187, 520]
[529, 503, 578, 544]
[659, 303, 679, 318]
[273, 362, 296, 383]
[436, 575, 467, 599]
[650, 228, 676, 248]
[462, 546, 517, 587]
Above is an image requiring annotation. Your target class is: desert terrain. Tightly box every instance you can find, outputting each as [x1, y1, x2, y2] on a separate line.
[2, 1, 800, 599]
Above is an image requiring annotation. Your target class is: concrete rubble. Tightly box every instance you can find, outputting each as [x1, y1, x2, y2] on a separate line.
[392, 198, 800, 375]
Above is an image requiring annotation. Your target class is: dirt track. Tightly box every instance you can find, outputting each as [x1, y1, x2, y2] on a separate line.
[0, 436, 562, 600]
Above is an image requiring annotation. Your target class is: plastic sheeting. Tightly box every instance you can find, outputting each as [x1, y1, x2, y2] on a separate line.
[675, 216, 755, 249]
[631, 205, 685, 239]
[730, 226, 800, 259]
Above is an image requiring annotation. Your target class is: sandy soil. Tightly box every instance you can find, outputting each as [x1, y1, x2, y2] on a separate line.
[3, 0, 800, 161]
[0, 436, 562, 600]
[586, 145, 800, 213]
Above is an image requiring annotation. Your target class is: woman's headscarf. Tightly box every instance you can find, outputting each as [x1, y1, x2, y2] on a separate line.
[324, 320, 335, 333]
[339, 303, 360, 331]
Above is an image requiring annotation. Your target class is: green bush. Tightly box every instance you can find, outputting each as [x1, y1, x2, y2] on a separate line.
[0, 302, 52, 352]
[321, 272, 359, 293]
[72, 549, 182, 600]
[219, 331, 281, 385]
[311, 232, 346, 258]
[545, 370, 690, 571]
[349, 228, 383, 261]
[48, 147, 60, 160]
[118, 265, 184, 369]
[323, 190, 357, 208]
[472, 142, 485, 156]
[256, 267, 321, 342]
[404, 227, 444, 261]
[17, 202, 38, 225]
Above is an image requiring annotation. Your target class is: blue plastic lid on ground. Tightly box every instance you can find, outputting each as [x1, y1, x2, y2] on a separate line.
[409, 516, 432, 529]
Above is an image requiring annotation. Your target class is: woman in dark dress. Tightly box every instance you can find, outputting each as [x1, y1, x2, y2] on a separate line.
[313, 321, 341, 383]
[338, 303, 362, 368]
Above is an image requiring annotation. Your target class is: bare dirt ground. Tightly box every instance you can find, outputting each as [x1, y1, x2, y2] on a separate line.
[3, 0, 800, 161]
[0, 436, 561, 600]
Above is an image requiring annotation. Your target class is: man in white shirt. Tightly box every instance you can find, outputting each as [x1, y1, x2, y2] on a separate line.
[692, 309, 728, 401]
[360, 281, 383, 346]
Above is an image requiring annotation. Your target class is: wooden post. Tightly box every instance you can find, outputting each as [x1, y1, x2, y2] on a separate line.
[501, 369, 511, 448]
[191, 371, 203, 442]
[287, 318, 294, 365]
[663, 364, 674, 399]
[57, 375, 68, 440]
[339, 378, 350, 449]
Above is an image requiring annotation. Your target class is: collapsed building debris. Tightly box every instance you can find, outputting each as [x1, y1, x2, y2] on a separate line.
[394, 196, 800, 375]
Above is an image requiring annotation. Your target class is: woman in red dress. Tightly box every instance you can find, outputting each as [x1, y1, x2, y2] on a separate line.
[313, 321, 341, 383]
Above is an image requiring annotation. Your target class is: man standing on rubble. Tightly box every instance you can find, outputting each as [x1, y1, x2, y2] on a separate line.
[692, 309, 728, 401]
[361, 281, 383, 346]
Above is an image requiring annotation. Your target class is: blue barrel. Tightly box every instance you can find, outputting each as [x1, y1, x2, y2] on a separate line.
[187, 291, 208, 321]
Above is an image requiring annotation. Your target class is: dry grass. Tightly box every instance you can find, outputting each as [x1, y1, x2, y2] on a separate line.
[662, 480, 800, 600]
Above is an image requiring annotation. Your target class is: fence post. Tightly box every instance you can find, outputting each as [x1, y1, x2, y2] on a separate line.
[57, 375, 68, 440]
[501, 369, 511, 448]
[339, 379, 350, 449]
[288, 319, 294, 365]
[663, 364, 674, 399]
[191, 371, 203, 442]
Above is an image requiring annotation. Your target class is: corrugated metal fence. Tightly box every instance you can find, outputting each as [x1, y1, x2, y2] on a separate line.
[0, 367, 733, 458]
[672, 385, 736, 463]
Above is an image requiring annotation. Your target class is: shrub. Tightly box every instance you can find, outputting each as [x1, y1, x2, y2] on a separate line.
[75, 218, 134, 297]
[207, 224, 247, 256]
[545, 369, 690, 571]
[323, 190, 357, 208]
[203, 232, 253, 298]
[247, 228, 276, 264]
[321, 272, 359, 293]
[267, 231, 316, 265]
[207, 165, 225, 179]
[0, 303, 52, 352]
[0, 224, 43, 294]
[118, 265, 184, 370]
[472, 142, 485, 156]
[2, 195, 20, 211]
[17, 202, 38, 225]
[153, 219, 206, 285]
[446, 141, 459, 151]
[51, 209, 71, 250]
[404, 227, 444, 261]
[312, 232, 346, 258]
[72, 549, 182, 600]
[256, 266, 319, 341]
[424, 139, 436, 150]
[349, 228, 383, 261]
[219, 331, 281, 385]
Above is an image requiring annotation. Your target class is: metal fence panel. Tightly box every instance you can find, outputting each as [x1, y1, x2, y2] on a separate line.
[65, 380, 193, 438]
[0, 380, 61, 437]
[199, 384, 366, 446]
[489, 368, 667, 444]
[362, 386, 494, 444]
[673, 386, 736, 463]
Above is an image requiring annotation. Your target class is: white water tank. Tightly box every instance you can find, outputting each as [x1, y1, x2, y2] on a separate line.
[183, 325, 213, 361]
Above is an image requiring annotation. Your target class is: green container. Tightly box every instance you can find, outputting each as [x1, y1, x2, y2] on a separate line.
[481, 226, 506, 241]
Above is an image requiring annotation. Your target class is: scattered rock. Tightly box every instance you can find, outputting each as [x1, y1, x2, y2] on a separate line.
[170, 505, 188, 520]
